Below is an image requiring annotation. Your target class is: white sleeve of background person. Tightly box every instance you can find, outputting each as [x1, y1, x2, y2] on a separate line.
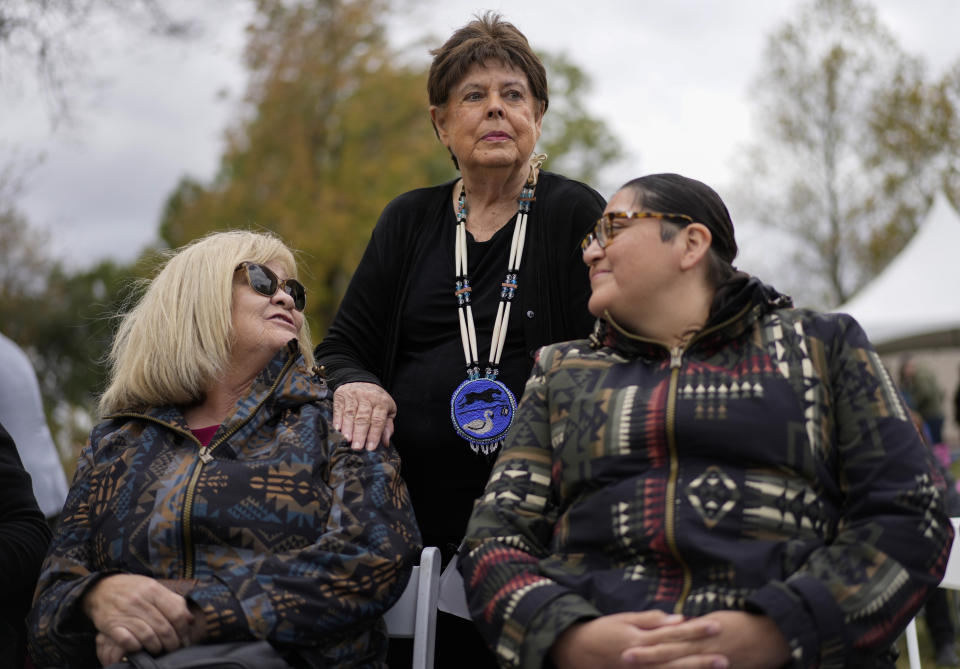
[0, 332, 69, 518]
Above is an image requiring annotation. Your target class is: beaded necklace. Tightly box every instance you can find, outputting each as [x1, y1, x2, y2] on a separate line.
[449, 169, 538, 455]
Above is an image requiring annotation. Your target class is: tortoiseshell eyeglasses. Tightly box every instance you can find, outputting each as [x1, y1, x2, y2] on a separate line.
[580, 211, 696, 251]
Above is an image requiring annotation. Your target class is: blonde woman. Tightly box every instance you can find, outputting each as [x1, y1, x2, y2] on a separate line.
[29, 231, 420, 668]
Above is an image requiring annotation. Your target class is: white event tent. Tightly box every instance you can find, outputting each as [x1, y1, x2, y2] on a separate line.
[836, 192, 960, 353]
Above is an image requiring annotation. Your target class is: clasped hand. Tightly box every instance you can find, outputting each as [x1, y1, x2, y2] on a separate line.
[550, 610, 790, 669]
[83, 574, 204, 666]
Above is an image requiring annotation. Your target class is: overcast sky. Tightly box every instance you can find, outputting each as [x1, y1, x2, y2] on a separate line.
[3, 0, 959, 280]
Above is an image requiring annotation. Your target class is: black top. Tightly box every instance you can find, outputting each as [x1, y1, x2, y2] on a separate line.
[316, 171, 605, 559]
[0, 420, 52, 664]
[392, 212, 533, 554]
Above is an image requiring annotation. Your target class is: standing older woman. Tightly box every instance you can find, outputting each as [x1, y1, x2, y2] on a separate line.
[28, 231, 420, 668]
[459, 174, 954, 668]
[315, 12, 604, 667]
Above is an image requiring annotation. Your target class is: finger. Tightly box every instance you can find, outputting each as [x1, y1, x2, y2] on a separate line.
[332, 388, 346, 431]
[148, 613, 186, 654]
[149, 589, 194, 648]
[623, 650, 729, 669]
[104, 641, 129, 667]
[119, 592, 185, 654]
[619, 610, 685, 629]
[108, 606, 179, 656]
[622, 622, 720, 659]
[96, 633, 117, 667]
[339, 393, 359, 442]
[104, 646, 127, 667]
[351, 399, 374, 450]
[380, 418, 395, 447]
[620, 634, 723, 666]
[101, 623, 145, 656]
[643, 618, 720, 642]
[125, 618, 167, 655]
[365, 405, 390, 450]
[120, 585, 189, 653]
[98, 644, 125, 667]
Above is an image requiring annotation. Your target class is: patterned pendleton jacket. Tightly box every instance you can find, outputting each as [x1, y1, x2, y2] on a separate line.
[459, 276, 953, 668]
[29, 342, 422, 668]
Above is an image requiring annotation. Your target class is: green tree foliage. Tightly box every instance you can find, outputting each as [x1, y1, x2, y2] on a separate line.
[19, 262, 139, 441]
[537, 52, 623, 187]
[861, 57, 960, 276]
[0, 0, 622, 455]
[738, 0, 960, 307]
[0, 194, 141, 448]
[0, 0, 195, 456]
[0, 162, 47, 298]
[159, 0, 455, 334]
[159, 0, 623, 335]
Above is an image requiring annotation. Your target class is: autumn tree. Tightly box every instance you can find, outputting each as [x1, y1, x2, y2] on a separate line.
[0, 3, 239, 458]
[861, 57, 960, 276]
[738, 0, 959, 307]
[160, 0, 623, 335]
[0, 167, 142, 438]
[0, 197, 141, 448]
[159, 0, 444, 333]
[0, 161, 47, 298]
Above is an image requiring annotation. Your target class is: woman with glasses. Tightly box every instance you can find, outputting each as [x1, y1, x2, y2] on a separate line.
[28, 231, 420, 668]
[459, 173, 953, 668]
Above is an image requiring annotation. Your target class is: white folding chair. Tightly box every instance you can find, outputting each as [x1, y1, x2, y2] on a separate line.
[905, 517, 960, 668]
[383, 546, 441, 669]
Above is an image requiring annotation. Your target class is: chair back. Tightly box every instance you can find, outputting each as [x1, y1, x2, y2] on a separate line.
[383, 546, 441, 669]
[905, 517, 960, 668]
[939, 518, 960, 589]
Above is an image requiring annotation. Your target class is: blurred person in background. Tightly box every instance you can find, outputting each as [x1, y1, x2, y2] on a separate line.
[901, 353, 946, 445]
[953, 362, 960, 441]
[0, 331, 69, 525]
[905, 397, 960, 667]
[315, 12, 604, 668]
[28, 231, 420, 668]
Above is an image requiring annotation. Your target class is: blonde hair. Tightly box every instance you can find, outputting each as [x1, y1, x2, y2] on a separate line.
[98, 230, 314, 416]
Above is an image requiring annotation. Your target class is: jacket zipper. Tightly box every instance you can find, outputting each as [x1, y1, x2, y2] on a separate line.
[107, 354, 297, 579]
[182, 355, 296, 577]
[665, 346, 691, 613]
[642, 304, 755, 614]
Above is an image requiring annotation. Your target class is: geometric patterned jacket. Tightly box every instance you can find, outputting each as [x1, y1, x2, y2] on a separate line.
[459, 276, 953, 668]
[28, 342, 422, 668]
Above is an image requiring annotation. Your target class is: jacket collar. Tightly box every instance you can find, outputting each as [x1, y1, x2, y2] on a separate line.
[108, 340, 327, 450]
[590, 273, 793, 360]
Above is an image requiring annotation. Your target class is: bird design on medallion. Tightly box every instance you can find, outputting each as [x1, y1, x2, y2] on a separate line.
[462, 409, 495, 434]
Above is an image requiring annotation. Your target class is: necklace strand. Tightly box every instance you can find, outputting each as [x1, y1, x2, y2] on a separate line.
[454, 180, 536, 380]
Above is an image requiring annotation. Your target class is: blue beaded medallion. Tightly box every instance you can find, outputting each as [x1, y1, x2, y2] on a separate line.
[450, 377, 516, 454]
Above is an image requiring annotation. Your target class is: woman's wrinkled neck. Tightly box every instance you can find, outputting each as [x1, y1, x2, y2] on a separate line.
[455, 161, 537, 242]
[460, 160, 534, 208]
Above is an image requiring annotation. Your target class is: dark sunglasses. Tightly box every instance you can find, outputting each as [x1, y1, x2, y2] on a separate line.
[580, 211, 696, 251]
[235, 262, 306, 311]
